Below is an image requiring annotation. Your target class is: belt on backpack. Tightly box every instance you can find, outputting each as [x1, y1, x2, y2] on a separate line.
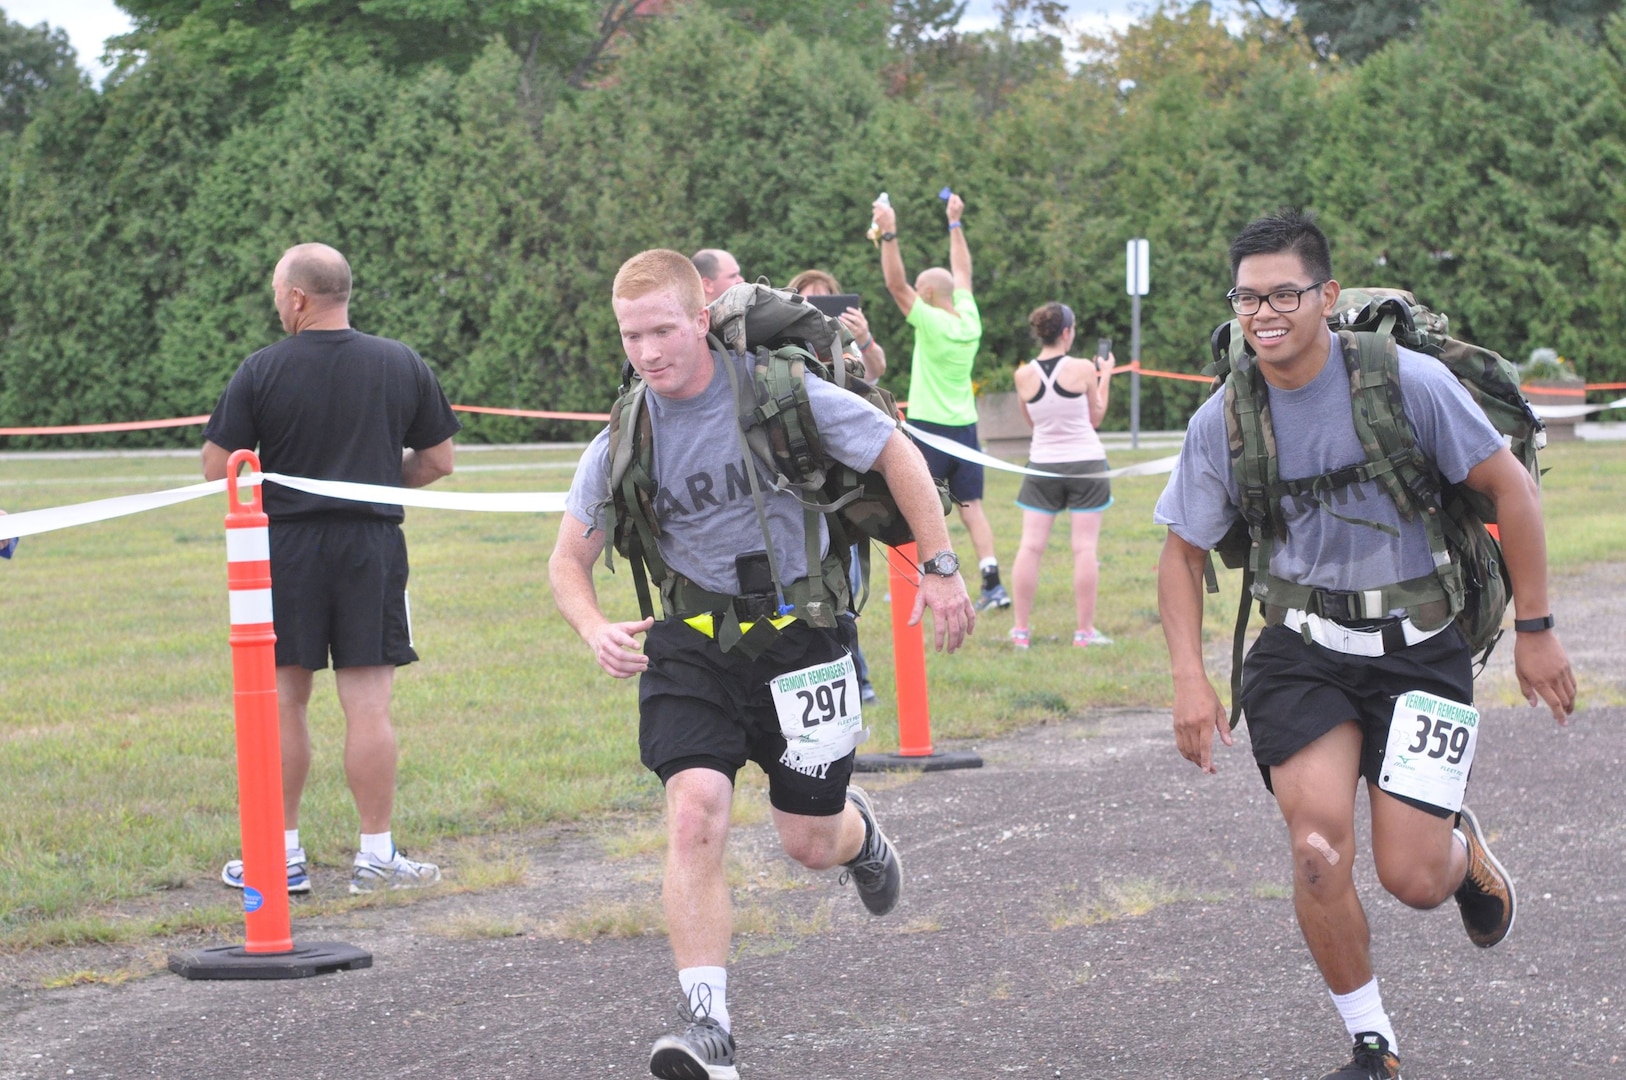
[683, 611, 798, 639]
[1268, 606, 1448, 657]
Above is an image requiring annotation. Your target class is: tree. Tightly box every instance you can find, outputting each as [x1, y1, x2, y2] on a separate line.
[110, 0, 609, 109]
[0, 10, 82, 136]
[0, 44, 248, 443]
[1281, 0, 1624, 62]
[1311, 0, 1626, 383]
[1291, 0, 1432, 63]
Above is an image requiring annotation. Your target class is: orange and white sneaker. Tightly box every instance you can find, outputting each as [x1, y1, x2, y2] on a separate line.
[1454, 805, 1515, 947]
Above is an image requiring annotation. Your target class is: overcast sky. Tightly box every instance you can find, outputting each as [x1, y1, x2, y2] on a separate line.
[7, 0, 1151, 83]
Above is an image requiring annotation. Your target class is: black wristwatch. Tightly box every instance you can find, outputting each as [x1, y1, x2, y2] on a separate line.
[920, 550, 960, 577]
[1514, 614, 1555, 632]
[880, 231, 897, 242]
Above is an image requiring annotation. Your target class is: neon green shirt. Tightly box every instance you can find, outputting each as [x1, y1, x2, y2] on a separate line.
[905, 288, 982, 425]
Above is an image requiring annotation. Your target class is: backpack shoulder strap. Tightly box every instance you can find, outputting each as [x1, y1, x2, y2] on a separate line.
[1340, 328, 1429, 520]
[605, 379, 664, 620]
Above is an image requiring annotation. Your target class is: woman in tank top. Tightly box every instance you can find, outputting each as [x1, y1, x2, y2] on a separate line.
[1009, 302, 1114, 649]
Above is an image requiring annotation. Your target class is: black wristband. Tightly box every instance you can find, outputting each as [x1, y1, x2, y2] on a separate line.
[1514, 614, 1555, 632]
[880, 231, 897, 242]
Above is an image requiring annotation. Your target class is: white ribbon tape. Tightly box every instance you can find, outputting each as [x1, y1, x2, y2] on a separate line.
[259, 472, 570, 514]
[1528, 396, 1626, 420]
[901, 421, 1179, 481]
[0, 479, 227, 541]
[0, 472, 571, 542]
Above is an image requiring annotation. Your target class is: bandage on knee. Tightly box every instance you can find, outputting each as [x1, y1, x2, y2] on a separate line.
[1306, 831, 1341, 866]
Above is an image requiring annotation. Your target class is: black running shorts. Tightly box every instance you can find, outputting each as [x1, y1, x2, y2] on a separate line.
[268, 518, 418, 671]
[638, 617, 859, 817]
[1016, 458, 1113, 514]
[1239, 622, 1474, 818]
[908, 418, 985, 504]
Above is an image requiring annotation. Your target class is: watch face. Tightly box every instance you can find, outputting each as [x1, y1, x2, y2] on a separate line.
[926, 552, 959, 576]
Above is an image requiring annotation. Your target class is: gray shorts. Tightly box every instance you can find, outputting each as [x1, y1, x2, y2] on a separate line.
[1016, 459, 1112, 514]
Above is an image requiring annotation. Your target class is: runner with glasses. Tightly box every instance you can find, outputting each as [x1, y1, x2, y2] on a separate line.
[1154, 209, 1574, 1080]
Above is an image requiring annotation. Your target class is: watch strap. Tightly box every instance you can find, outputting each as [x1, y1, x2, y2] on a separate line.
[1513, 614, 1555, 632]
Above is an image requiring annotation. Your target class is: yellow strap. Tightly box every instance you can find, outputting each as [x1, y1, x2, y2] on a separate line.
[683, 612, 797, 638]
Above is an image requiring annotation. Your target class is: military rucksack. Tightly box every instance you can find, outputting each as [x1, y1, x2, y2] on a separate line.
[605, 282, 948, 654]
[1205, 287, 1545, 726]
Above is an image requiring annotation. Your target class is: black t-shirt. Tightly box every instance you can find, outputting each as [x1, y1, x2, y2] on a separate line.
[203, 329, 462, 522]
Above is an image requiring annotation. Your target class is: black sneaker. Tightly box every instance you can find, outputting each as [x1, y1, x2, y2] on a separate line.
[649, 1001, 737, 1080]
[840, 784, 901, 916]
[1454, 805, 1515, 948]
[1320, 1032, 1403, 1079]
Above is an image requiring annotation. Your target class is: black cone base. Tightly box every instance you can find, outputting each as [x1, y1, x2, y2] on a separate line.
[168, 941, 372, 981]
[853, 750, 983, 773]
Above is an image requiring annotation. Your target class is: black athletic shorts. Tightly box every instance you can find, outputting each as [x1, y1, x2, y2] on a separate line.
[1239, 622, 1474, 818]
[908, 418, 985, 504]
[1016, 458, 1113, 514]
[638, 616, 860, 817]
[269, 518, 417, 671]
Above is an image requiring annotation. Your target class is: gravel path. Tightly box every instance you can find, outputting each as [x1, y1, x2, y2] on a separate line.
[2, 566, 1621, 1079]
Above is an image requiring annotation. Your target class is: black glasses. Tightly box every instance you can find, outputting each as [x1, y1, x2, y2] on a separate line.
[1226, 281, 1326, 316]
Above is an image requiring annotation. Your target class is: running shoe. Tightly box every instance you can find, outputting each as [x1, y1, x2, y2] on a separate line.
[860, 682, 878, 704]
[1009, 627, 1031, 649]
[1454, 805, 1515, 948]
[1319, 1032, 1402, 1079]
[221, 847, 311, 894]
[1073, 628, 1113, 647]
[977, 583, 1012, 611]
[349, 848, 442, 895]
[649, 1001, 737, 1080]
[840, 784, 901, 916]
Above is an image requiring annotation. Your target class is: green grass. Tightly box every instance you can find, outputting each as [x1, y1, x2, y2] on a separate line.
[1, 440, 1621, 947]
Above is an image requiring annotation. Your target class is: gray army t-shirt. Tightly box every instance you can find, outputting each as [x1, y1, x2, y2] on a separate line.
[566, 350, 898, 596]
[1154, 331, 1505, 593]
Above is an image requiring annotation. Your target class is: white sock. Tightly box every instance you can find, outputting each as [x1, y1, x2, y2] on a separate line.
[284, 829, 301, 852]
[679, 966, 730, 1033]
[1329, 978, 1397, 1053]
[978, 557, 998, 572]
[359, 831, 394, 862]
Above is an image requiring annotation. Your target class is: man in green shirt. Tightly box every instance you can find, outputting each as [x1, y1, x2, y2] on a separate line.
[874, 191, 1008, 610]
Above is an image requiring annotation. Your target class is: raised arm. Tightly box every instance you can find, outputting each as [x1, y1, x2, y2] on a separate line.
[874, 200, 916, 316]
[837, 307, 886, 382]
[1090, 352, 1115, 429]
[946, 193, 971, 293]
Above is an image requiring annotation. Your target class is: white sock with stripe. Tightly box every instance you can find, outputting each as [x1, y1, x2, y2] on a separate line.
[1329, 978, 1397, 1053]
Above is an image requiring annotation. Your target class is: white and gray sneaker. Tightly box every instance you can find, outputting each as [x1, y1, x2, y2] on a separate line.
[221, 847, 311, 894]
[649, 1000, 737, 1080]
[348, 848, 441, 895]
[840, 784, 902, 915]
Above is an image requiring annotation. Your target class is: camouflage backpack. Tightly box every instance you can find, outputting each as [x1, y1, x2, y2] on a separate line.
[606, 282, 948, 652]
[1205, 287, 1545, 725]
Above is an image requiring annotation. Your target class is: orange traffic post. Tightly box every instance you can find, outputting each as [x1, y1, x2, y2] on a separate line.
[170, 450, 371, 980]
[854, 541, 981, 773]
[223, 449, 293, 954]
